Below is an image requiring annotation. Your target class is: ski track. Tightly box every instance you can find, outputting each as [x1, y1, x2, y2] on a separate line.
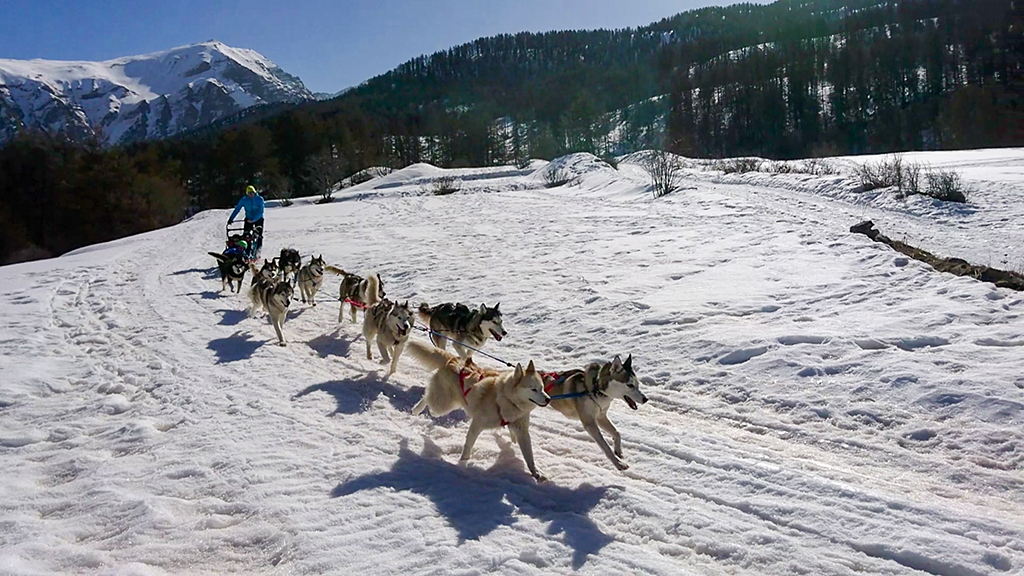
[1, 153, 1022, 575]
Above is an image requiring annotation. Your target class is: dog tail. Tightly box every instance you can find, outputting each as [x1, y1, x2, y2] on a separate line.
[417, 302, 433, 323]
[208, 252, 228, 263]
[325, 265, 346, 276]
[365, 273, 381, 306]
[405, 339, 457, 371]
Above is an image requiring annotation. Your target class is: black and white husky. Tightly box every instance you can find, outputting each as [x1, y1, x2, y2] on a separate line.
[362, 298, 413, 375]
[417, 302, 506, 359]
[296, 255, 326, 306]
[543, 355, 648, 471]
[327, 266, 385, 323]
[248, 264, 293, 346]
[208, 251, 247, 293]
[278, 248, 302, 285]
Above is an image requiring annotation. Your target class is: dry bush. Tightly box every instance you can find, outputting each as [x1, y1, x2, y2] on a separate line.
[640, 150, 685, 198]
[924, 170, 970, 203]
[800, 158, 840, 176]
[430, 175, 461, 195]
[764, 161, 794, 174]
[544, 167, 571, 188]
[857, 154, 919, 194]
[713, 157, 763, 174]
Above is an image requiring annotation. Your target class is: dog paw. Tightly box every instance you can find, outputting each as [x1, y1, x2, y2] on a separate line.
[614, 449, 624, 458]
[532, 473, 547, 483]
[279, 342, 287, 347]
[614, 460, 629, 471]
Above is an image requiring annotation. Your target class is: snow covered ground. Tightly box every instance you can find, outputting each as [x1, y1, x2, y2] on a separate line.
[1, 149, 1022, 575]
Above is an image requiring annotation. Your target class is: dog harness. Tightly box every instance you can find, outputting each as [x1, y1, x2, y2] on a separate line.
[541, 370, 596, 401]
[459, 367, 509, 427]
[344, 298, 368, 309]
[541, 372, 565, 393]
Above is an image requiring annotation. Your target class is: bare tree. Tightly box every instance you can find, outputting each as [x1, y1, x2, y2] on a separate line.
[305, 146, 346, 204]
[640, 150, 685, 198]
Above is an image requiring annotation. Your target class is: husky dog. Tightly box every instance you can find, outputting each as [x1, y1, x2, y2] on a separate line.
[362, 298, 413, 375]
[406, 340, 550, 481]
[208, 252, 247, 293]
[248, 264, 293, 346]
[251, 258, 279, 287]
[296, 255, 326, 306]
[543, 355, 648, 471]
[326, 266, 385, 322]
[417, 302, 507, 359]
[278, 248, 302, 284]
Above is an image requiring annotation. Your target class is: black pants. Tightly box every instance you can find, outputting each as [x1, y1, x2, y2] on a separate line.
[244, 218, 264, 257]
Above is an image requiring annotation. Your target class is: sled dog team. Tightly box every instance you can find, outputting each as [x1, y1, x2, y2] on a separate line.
[211, 247, 649, 481]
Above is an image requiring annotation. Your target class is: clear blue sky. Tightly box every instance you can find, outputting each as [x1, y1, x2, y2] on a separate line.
[0, 0, 742, 94]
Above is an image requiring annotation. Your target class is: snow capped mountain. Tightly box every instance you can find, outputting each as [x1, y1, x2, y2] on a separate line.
[0, 40, 314, 145]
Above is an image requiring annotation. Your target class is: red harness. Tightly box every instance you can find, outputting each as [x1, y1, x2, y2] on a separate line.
[541, 372, 562, 393]
[344, 298, 368, 309]
[460, 367, 509, 427]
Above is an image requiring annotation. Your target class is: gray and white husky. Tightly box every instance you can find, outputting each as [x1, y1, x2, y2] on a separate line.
[544, 355, 648, 471]
[250, 258, 279, 287]
[417, 302, 507, 359]
[248, 264, 293, 346]
[362, 298, 413, 375]
[327, 266, 385, 323]
[296, 255, 326, 306]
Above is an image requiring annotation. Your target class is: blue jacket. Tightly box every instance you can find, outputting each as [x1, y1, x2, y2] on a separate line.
[228, 193, 265, 223]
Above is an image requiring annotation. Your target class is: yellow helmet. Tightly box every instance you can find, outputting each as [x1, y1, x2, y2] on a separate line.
[245, 185, 256, 194]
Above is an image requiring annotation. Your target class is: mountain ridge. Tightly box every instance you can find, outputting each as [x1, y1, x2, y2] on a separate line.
[0, 40, 314, 145]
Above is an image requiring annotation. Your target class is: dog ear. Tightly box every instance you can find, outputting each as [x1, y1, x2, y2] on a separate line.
[514, 363, 524, 380]
[479, 303, 487, 313]
[494, 302, 500, 312]
[624, 354, 633, 371]
[612, 355, 623, 371]
[525, 360, 535, 374]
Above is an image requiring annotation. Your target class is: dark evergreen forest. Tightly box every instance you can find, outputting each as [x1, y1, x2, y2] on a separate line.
[1, 0, 1020, 264]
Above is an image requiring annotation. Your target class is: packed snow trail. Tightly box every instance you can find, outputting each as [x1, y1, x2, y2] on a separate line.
[1, 153, 1022, 575]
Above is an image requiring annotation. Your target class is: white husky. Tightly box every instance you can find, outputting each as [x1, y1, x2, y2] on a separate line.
[405, 340, 551, 481]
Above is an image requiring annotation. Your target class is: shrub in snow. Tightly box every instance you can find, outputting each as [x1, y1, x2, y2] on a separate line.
[857, 154, 920, 196]
[715, 157, 762, 174]
[430, 175, 461, 196]
[640, 150, 685, 198]
[925, 169, 970, 203]
[858, 155, 968, 203]
[544, 167, 571, 188]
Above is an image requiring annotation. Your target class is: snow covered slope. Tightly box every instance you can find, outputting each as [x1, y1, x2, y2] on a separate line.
[0, 149, 1022, 574]
[0, 41, 313, 145]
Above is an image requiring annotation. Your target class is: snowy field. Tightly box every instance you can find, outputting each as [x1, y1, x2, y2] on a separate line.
[1, 149, 1022, 575]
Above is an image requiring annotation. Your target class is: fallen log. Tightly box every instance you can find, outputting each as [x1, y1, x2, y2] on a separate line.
[850, 220, 1024, 291]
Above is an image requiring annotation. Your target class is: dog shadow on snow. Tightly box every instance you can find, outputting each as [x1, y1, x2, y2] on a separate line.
[170, 267, 219, 280]
[207, 331, 264, 363]
[293, 372, 464, 425]
[332, 438, 614, 568]
[306, 328, 354, 359]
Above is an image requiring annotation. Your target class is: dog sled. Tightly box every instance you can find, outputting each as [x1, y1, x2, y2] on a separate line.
[224, 223, 261, 263]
